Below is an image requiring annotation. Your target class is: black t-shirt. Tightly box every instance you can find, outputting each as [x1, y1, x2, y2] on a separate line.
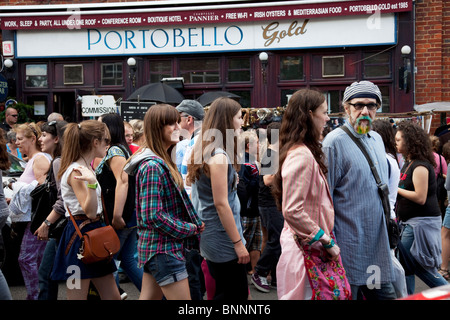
[397, 160, 442, 222]
[258, 148, 279, 208]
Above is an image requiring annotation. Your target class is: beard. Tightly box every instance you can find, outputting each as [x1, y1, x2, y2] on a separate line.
[350, 115, 372, 134]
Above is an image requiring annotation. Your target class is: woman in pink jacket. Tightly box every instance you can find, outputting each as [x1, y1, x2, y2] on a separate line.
[272, 89, 344, 300]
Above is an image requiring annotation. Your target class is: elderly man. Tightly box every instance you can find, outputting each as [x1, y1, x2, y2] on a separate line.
[0, 107, 18, 134]
[322, 81, 396, 300]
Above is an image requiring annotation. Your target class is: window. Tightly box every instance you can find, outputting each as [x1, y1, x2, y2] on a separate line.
[378, 86, 390, 113]
[63, 65, 83, 85]
[228, 58, 251, 82]
[229, 90, 251, 108]
[25, 64, 48, 88]
[101, 62, 123, 86]
[280, 56, 303, 80]
[322, 56, 345, 77]
[180, 59, 220, 84]
[150, 60, 172, 83]
[363, 52, 391, 78]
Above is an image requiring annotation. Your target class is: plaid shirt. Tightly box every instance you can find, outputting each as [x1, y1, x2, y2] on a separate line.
[135, 156, 201, 267]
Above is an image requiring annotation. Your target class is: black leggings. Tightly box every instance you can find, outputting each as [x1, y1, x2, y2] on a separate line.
[206, 259, 248, 300]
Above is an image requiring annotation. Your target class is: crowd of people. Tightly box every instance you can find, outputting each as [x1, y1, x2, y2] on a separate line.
[0, 79, 450, 301]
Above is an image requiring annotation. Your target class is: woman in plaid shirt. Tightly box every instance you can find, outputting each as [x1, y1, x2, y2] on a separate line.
[124, 104, 203, 300]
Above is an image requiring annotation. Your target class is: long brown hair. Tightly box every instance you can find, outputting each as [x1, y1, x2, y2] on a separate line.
[271, 88, 327, 210]
[58, 120, 110, 180]
[138, 104, 183, 186]
[187, 97, 241, 183]
[0, 129, 10, 171]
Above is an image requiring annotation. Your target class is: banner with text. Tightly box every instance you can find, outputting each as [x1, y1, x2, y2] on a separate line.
[16, 14, 396, 58]
[1, 0, 411, 31]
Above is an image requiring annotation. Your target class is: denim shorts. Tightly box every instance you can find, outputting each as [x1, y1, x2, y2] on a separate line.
[143, 254, 188, 286]
[443, 207, 450, 229]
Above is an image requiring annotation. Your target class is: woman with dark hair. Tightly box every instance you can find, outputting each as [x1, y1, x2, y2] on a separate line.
[187, 97, 249, 300]
[272, 89, 344, 300]
[124, 104, 203, 300]
[34, 120, 68, 300]
[0, 129, 12, 300]
[96, 113, 142, 296]
[395, 120, 448, 295]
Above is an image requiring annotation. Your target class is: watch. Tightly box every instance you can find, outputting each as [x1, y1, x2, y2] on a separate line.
[44, 219, 52, 227]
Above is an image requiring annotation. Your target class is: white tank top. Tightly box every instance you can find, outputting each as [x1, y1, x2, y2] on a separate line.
[61, 162, 103, 217]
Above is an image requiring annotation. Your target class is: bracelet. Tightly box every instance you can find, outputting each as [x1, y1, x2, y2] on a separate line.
[323, 238, 335, 249]
[87, 182, 98, 189]
[232, 238, 242, 245]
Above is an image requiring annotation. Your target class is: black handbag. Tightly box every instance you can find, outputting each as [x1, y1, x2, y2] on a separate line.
[341, 126, 400, 249]
[30, 162, 58, 234]
[436, 155, 447, 202]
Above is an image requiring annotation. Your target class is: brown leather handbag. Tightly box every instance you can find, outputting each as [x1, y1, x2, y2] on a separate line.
[67, 196, 120, 265]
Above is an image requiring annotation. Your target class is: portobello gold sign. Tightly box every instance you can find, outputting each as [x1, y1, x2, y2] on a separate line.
[262, 20, 309, 47]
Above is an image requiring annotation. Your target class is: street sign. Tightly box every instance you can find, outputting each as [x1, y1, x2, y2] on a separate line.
[120, 101, 155, 122]
[81, 95, 118, 117]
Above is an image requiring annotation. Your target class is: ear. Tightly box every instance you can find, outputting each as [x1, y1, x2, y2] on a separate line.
[343, 103, 350, 116]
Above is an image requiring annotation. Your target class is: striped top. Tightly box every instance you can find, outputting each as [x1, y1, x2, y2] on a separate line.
[281, 144, 334, 244]
[322, 121, 394, 285]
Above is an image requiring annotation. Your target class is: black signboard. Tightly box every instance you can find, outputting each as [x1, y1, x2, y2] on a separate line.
[120, 101, 155, 122]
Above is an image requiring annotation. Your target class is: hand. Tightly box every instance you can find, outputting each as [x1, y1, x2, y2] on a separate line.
[234, 241, 250, 264]
[325, 244, 340, 261]
[34, 222, 49, 241]
[197, 222, 205, 234]
[73, 165, 96, 184]
[112, 216, 126, 230]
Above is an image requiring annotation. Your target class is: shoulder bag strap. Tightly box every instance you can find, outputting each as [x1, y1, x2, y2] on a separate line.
[67, 206, 84, 239]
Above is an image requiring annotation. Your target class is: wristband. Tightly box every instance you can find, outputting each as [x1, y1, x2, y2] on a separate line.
[87, 182, 98, 189]
[323, 238, 335, 249]
[233, 238, 242, 245]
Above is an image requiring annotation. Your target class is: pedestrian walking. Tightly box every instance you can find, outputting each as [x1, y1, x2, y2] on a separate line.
[272, 88, 347, 300]
[395, 121, 448, 295]
[51, 120, 120, 300]
[251, 121, 284, 293]
[124, 104, 203, 300]
[188, 97, 250, 300]
[322, 81, 397, 299]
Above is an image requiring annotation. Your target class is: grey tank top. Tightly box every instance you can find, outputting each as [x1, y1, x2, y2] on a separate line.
[191, 148, 245, 263]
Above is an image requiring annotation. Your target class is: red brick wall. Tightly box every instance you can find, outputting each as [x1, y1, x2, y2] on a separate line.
[415, 0, 450, 133]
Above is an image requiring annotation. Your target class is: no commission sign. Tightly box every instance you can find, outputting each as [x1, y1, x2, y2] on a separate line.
[81, 95, 118, 117]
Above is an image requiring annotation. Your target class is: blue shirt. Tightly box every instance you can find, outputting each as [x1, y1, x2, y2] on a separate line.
[322, 120, 394, 286]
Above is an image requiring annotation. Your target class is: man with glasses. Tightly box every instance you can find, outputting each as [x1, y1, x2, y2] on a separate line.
[0, 107, 19, 135]
[322, 81, 397, 300]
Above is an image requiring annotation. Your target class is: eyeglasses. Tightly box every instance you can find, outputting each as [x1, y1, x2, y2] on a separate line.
[348, 102, 379, 111]
[9, 114, 18, 117]
[48, 121, 57, 126]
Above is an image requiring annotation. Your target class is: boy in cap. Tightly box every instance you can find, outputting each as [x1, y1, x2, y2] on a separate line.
[322, 81, 397, 300]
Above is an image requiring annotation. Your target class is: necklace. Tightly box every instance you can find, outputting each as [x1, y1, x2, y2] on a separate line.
[399, 160, 414, 181]
[80, 155, 92, 171]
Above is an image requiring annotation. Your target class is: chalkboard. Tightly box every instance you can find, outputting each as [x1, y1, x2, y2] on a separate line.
[120, 101, 155, 122]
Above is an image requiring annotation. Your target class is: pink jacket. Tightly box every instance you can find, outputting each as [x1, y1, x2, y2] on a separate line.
[281, 145, 335, 242]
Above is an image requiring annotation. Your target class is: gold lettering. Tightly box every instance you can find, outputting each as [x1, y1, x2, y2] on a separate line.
[262, 20, 309, 47]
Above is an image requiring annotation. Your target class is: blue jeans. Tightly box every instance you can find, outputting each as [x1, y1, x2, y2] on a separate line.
[255, 206, 284, 279]
[400, 224, 448, 295]
[38, 238, 59, 300]
[114, 225, 143, 291]
[144, 254, 188, 286]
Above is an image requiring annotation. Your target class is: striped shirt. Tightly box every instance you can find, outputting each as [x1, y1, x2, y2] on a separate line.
[134, 154, 202, 267]
[322, 121, 394, 286]
[281, 145, 334, 244]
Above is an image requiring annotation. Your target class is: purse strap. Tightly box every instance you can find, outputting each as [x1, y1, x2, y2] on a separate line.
[67, 193, 109, 240]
